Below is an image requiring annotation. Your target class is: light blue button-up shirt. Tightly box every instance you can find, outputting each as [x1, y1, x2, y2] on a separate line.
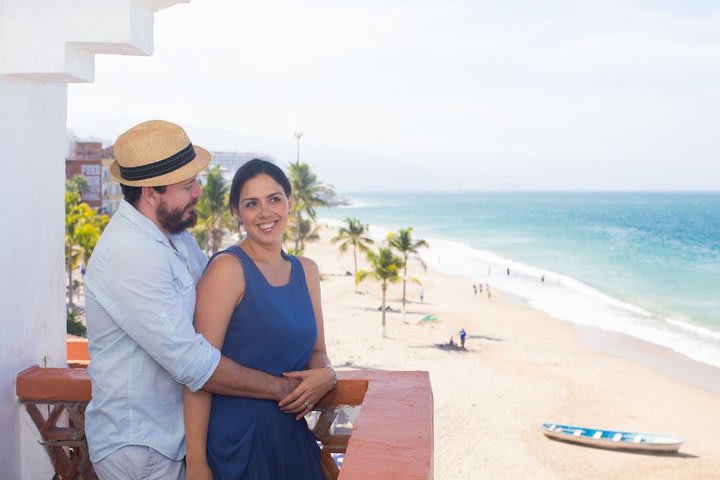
[84, 199, 221, 462]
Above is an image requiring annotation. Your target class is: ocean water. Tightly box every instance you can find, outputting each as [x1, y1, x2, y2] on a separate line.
[318, 192, 720, 368]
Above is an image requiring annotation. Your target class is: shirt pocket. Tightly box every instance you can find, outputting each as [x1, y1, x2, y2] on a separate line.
[172, 269, 195, 293]
[169, 267, 196, 333]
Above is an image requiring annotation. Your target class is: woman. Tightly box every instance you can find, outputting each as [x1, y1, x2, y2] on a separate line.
[184, 159, 336, 479]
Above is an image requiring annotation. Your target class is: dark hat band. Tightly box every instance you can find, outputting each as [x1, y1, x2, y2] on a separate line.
[119, 143, 197, 181]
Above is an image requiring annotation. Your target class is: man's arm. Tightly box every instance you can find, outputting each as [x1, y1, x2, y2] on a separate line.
[203, 356, 298, 399]
[95, 242, 293, 397]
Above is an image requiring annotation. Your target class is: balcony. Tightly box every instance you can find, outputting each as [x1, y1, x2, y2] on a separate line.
[16, 340, 433, 479]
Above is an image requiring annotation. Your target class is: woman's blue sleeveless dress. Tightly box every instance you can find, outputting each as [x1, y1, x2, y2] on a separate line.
[206, 245, 323, 480]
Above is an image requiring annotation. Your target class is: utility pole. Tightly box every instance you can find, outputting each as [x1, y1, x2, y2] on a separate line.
[294, 130, 303, 163]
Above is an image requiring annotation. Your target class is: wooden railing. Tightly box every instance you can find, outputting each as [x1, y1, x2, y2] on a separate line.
[17, 360, 433, 479]
[16, 366, 94, 479]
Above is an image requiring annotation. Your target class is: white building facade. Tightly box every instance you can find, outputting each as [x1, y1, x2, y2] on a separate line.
[0, 1, 189, 478]
[210, 151, 276, 181]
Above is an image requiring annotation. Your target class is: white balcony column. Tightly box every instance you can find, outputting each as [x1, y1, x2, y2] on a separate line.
[0, 1, 189, 478]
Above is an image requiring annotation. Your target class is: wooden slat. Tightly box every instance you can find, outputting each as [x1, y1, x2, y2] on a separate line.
[313, 409, 339, 442]
[316, 379, 368, 407]
[320, 448, 340, 480]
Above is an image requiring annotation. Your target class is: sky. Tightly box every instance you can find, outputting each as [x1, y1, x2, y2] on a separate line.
[67, 0, 720, 192]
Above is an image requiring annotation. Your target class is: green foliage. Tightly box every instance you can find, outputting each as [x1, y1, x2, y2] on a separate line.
[387, 227, 429, 310]
[285, 216, 320, 256]
[66, 309, 87, 337]
[193, 228, 210, 252]
[287, 161, 330, 220]
[192, 166, 234, 253]
[287, 161, 333, 253]
[356, 247, 404, 336]
[331, 217, 374, 288]
[357, 247, 403, 286]
[66, 174, 90, 195]
[65, 190, 109, 310]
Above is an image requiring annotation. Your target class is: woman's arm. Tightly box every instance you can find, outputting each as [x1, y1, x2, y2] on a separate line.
[184, 389, 213, 479]
[279, 257, 336, 419]
[184, 254, 245, 478]
[304, 256, 332, 369]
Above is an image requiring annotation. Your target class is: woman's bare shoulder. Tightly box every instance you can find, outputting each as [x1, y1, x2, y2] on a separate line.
[199, 251, 245, 290]
[296, 255, 319, 275]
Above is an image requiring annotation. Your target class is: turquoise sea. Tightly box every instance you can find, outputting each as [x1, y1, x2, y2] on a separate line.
[318, 192, 720, 368]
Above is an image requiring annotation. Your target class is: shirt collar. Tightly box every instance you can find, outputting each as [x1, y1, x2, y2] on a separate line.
[117, 198, 173, 248]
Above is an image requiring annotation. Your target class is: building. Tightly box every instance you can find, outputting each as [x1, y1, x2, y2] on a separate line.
[66, 141, 103, 208]
[65, 140, 124, 215]
[100, 145, 122, 215]
[210, 151, 276, 180]
[101, 156, 123, 215]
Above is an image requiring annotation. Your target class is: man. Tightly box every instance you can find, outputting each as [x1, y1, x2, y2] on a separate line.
[84, 120, 297, 479]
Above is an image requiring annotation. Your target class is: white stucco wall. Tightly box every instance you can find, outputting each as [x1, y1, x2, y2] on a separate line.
[0, 76, 68, 480]
[0, 1, 188, 478]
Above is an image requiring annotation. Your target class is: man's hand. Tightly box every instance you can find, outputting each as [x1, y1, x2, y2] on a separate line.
[276, 375, 301, 401]
[278, 368, 335, 419]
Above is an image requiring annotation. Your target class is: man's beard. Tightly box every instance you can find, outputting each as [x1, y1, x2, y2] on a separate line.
[156, 199, 198, 234]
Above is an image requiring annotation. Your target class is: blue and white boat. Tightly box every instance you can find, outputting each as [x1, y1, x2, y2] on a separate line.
[541, 423, 684, 453]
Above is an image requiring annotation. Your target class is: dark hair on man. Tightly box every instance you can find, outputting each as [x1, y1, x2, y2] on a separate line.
[121, 184, 167, 206]
[228, 159, 291, 213]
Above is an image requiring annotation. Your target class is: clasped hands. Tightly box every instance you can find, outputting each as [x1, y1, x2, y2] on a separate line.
[278, 367, 336, 420]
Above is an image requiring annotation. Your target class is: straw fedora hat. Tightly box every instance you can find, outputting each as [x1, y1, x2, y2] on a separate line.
[110, 120, 211, 187]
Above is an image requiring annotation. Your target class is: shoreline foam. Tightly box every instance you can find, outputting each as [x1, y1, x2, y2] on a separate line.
[321, 216, 720, 369]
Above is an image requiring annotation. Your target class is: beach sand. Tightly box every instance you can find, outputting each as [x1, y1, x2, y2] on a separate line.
[306, 224, 720, 480]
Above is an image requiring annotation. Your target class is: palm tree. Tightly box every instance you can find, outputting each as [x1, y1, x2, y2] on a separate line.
[331, 217, 374, 289]
[65, 190, 108, 310]
[387, 227, 429, 318]
[192, 166, 234, 254]
[285, 216, 320, 256]
[356, 247, 403, 338]
[286, 161, 331, 253]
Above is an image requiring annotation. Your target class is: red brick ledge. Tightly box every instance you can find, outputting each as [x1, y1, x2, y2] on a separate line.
[331, 371, 434, 480]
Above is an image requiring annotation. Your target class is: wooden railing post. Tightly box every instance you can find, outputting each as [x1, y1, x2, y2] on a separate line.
[16, 366, 96, 480]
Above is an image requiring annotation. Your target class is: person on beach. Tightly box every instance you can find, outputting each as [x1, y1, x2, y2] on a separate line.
[486, 283, 492, 298]
[460, 328, 467, 349]
[184, 159, 336, 480]
[420, 288, 425, 302]
[473, 284, 477, 295]
[83, 121, 298, 480]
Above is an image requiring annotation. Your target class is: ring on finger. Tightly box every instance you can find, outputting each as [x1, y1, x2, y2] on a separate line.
[303, 401, 309, 408]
